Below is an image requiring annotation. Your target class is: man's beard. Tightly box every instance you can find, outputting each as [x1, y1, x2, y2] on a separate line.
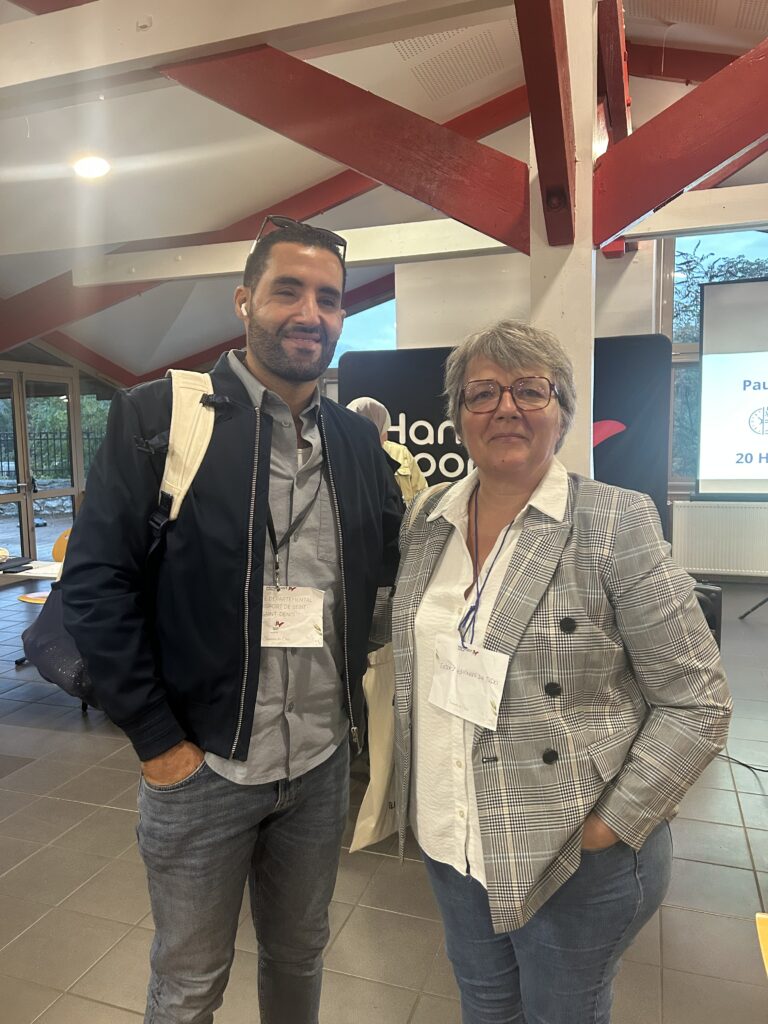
[246, 318, 336, 383]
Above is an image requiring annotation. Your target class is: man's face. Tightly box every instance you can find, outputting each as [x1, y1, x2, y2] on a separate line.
[236, 242, 345, 383]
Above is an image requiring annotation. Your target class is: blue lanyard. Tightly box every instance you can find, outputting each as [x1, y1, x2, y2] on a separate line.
[458, 486, 515, 649]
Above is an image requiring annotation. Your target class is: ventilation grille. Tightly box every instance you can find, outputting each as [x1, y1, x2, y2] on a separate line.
[394, 29, 505, 101]
[625, 0, 719, 24]
[394, 31, 465, 60]
[736, 0, 768, 33]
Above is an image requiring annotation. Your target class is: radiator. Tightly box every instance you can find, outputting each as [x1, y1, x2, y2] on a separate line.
[672, 501, 768, 577]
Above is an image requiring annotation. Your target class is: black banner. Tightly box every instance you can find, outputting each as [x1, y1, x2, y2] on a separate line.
[339, 335, 671, 530]
[339, 348, 466, 483]
[593, 334, 671, 534]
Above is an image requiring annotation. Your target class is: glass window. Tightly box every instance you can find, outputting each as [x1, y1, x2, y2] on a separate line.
[25, 379, 74, 487]
[330, 299, 396, 369]
[0, 376, 19, 492]
[33, 496, 74, 561]
[670, 230, 768, 486]
[673, 230, 768, 344]
[670, 364, 700, 480]
[0, 501, 24, 560]
[79, 374, 116, 478]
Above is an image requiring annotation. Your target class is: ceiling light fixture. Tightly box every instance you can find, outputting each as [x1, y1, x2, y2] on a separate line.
[73, 156, 111, 179]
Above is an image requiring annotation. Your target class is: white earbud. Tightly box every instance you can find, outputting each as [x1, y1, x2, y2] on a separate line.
[240, 303, 247, 316]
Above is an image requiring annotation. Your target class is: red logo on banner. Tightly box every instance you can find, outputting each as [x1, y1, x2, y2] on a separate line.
[593, 420, 627, 447]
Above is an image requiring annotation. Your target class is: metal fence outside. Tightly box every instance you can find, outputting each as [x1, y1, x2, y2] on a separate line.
[0, 430, 104, 481]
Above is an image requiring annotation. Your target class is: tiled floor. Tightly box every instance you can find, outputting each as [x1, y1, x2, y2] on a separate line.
[0, 576, 765, 1023]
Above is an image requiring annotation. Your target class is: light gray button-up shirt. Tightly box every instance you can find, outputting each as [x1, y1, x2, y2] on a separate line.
[205, 351, 347, 784]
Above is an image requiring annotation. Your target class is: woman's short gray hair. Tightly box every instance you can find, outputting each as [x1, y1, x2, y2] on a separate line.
[443, 320, 577, 452]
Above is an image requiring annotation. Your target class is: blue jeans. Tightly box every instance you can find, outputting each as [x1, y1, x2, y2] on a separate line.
[137, 741, 349, 1024]
[422, 821, 672, 1024]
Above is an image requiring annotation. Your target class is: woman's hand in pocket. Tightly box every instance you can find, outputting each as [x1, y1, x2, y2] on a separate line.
[581, 812, 620, 851]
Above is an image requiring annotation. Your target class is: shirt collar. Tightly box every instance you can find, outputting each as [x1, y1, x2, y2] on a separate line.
[227, 349, 321, 417]
[427, 457, 568, 526]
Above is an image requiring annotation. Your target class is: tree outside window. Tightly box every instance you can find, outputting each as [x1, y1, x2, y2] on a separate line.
[670, 231, 768, 482]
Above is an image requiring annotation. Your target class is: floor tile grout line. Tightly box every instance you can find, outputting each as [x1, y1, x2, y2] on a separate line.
[661, 963, 768, 991]
[0, 788, 137, 896]
[51, 919, 138, 1007]
[730, 771, 768, 913]
[0, 904, 55, 956]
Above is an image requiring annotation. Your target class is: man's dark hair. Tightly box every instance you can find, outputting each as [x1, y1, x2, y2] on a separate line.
[243, 220, 347, 293]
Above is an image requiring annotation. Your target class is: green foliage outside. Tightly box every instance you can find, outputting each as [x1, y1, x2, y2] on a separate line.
[673, 242, 768, 345]
[0, 393, 112, 479]
[671, 242, 768, 479]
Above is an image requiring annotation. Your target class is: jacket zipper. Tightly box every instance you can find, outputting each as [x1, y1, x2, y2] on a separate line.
[230, 408, 261, 758]
[319, 412, 359, 753]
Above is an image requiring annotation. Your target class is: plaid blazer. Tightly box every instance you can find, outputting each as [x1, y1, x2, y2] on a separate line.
[392, 473, 731, 933]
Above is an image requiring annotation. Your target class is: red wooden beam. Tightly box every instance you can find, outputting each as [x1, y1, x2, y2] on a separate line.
[0, 95, 527, 359]
[134, 335, 244, 384]
[161, 46, 530, 252]
[626, 42, 737, 84]
[598, 0, 631, 142]
[42, 331, 139, 387]
[0, 275, 154, 355]
[514, 1, 574, 246]
[594, 37, 768, 246]
[446, 86, 529, 140]
[0, 86, 529, 358]
[343, 272, 395, 316]
[694, 136, 768, 191]
[124, 84, 530, 254]
[13, 0, 94, 11]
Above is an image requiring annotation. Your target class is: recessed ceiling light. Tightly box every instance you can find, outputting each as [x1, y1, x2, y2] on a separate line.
[73, 156, 111, 179]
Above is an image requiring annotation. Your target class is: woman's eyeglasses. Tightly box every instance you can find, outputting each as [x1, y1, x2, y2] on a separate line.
[250, 215, 347, 263]
[461, 377, 560, 414]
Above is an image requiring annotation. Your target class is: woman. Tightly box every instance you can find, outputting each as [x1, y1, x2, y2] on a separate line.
[347, 396, 428, 502]
[391, 320, 731, 1024]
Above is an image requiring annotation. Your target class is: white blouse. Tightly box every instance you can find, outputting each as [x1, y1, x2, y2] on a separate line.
[410, 459, 568, 887]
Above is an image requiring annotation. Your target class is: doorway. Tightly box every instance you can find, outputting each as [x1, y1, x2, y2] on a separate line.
[0, 364, 83, 562]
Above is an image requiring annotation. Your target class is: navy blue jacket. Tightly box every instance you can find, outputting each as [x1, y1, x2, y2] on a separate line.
[61, 354, 402, 761]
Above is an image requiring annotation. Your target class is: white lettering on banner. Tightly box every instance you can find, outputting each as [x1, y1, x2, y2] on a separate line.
[388, 413, 473, 479]
[410, 420, 434, 445]
[415, 453, 436, 477]
[439, 453, 466, 479]
[390, 413, 458, 448]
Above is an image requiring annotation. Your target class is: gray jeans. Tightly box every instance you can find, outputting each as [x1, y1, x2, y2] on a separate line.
[137, 741, 349, 1024]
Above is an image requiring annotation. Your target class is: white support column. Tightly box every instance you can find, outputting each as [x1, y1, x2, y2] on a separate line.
[528, 0, 597, 477]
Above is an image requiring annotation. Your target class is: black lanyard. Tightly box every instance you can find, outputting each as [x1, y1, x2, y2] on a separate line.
[265, 471, 324, 590]
[458, 485, 514, 648]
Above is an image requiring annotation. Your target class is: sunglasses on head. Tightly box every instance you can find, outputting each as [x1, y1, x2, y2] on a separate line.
[250, 215, 348, 263]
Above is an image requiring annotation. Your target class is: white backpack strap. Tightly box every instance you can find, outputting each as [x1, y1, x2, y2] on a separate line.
[160, 369, 215, 522]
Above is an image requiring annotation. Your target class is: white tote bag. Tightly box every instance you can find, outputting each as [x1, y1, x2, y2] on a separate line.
[349, 642, 397, 852]
[350, 484, 449, 853]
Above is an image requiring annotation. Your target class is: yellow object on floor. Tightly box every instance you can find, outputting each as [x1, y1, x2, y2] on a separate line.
[757, 914, 768, 976]
[18, 591, 50, 604]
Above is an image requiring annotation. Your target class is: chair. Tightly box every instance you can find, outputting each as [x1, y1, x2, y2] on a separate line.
[757, 914, 768, 977]
[51, 528, 71, 565]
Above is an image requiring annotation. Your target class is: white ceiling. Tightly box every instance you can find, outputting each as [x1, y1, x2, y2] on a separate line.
[0, 0, 765, 380]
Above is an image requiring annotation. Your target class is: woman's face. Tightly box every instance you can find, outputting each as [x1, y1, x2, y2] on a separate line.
[459, 357, 563, 488]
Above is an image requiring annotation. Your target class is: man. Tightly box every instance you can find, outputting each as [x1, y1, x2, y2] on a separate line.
[61, 217, 402, 1024]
